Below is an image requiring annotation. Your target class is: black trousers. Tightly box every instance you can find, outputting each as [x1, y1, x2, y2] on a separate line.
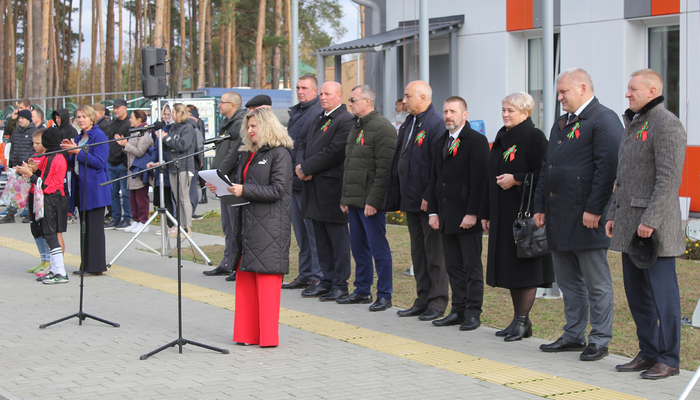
[312, 220, 351, 290]
[442, 231, 483, 317]
[79, 207, 107, 273]
[406, 212, 449, 312]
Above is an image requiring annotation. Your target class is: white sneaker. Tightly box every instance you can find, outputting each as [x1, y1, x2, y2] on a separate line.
[124, 221, 138, 233]
[141, 223, 149, 233]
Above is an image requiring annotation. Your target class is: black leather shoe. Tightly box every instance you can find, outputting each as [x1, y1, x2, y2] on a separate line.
[319, 288, 349, 302]
[301, 282, 330, 298]
[225, 271, 237, 281]
[539, 336, 586, 353]
[432, 312, 466, 327]
[198, 196, 208, 204]
[203, 266, 232, 276]
[579, 343, 608, 361]
[459, 316, 481, 331]
[336, 292, 372, 304]
[281, 276, 313, 289]
[369, 298, 392, 312]
[504, 316, 532, 341]
[640, 362, 680, 379]
[397, 305, 427, 317]
[418, 308, 444, 321]
[496, 316, 516, 337]
[615, 355, 656, 372]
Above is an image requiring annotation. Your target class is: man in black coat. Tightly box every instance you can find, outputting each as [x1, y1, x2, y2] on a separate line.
[534, 68, 623, 361]
[202, 91, 245, 281]
[426, 97, 489, 330]
[282, 74, 324, 290]
[296, 81, 354, 301]
[387, 80, 449, 321]
[104, 99, 132, 230]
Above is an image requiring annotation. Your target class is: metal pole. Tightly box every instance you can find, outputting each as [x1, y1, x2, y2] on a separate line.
[542, 0, 554, 131]
[317, 54, 326, 87]
[291, 0, 299, 104]
[419, 0, 429, 82]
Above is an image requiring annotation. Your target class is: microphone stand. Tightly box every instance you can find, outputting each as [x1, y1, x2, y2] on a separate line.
[40, 130, 130, 329]
[102, 144, 229, 359]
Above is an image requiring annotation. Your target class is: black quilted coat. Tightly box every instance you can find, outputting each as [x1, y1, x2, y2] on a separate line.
[231, 144, 293, 275]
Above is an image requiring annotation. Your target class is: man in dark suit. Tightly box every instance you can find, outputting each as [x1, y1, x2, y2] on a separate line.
[534, 68, 622, 361]
[606, 69, 686, 379]
[387, 80, 449, 321]
[426, 96, 489, 330]
[296, 81, 354, 301]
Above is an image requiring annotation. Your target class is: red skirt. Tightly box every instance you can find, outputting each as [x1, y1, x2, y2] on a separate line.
[233, 270, 283, 347]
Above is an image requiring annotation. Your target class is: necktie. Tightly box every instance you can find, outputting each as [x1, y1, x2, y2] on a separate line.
[445, 135, 454, 156]
[567, 113, 576, 125]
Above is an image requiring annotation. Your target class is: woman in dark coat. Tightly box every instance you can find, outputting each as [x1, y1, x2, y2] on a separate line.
[61, 105, 112, 276]
[479, 92, 554, 341]
[207, 108, 293, 347]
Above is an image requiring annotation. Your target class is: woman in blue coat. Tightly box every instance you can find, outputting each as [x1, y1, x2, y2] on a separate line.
[61, 105, 112, 276]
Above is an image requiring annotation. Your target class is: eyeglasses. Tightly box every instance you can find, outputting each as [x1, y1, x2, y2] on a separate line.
[348, 97, 369, 104]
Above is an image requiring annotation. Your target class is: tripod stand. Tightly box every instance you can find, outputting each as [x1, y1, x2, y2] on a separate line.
[107, 99, 211, 267]
[40, 130, 120, 329]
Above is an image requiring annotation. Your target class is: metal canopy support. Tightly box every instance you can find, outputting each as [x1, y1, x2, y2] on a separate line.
[419, 0, 429, 82]
[291, 0, 299, 104]
[317, 54, 326, 87]
[383, 47, 395, 117]
[335, 56, 343, 83]
[450, 30, 458, 93]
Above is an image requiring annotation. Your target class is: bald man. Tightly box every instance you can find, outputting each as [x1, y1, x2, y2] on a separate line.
[386, 80, 449, 321]
[296, 81, 355, 301]
[606, 69, 686, 379]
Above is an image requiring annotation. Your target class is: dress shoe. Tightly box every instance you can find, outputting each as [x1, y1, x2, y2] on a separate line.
[225, 271, 237, 281]
[432, 312, 466, 327]
[459, 316, 481, 331]
[418, 308, 444, 321]
[640, 362, 680, 380]
[319, 288, 349, 302]
[504, 316, 532, 342]
[615, 355, 656, 372]
[203, 266, 232, 276]
[369, 298, 392, 312]
[496, 315, 517, 337]
[301, 283, 330, 298]
[336, 292, 372, 304]
[396, 305, 428, 317]
[579, 343, 608, 361]
[281, 276, 312, 289]
[539, 336, 587, 352]
[72, 271, 103, 277]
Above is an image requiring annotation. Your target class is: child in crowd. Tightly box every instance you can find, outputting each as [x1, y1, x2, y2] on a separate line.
[23, 130, 51, 274]
[16, 129, 69, 284]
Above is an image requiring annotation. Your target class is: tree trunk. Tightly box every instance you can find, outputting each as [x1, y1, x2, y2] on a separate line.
[90, 0, 97, 94]
[224, 22, 231, 87]
[34, 0, 50, 99]
[218, 24, 225, 87]
[95, 0, 105, 99]
[46, 6, 55, 107]
[254, 0, 266, 89]
[63, 0, 73, 96]
[106, 0, 115, 93]
[271, 0, 282, 90]
[177, 0, 184, 92]
[25, 0, 33, 97]
[154, 0, 164, 47]
[0, 0, 5, 102]
[189, 0, 196, 87]
[117, 0, 123, 92]
[205, 1, 212, 86]
[127, 7, 132, 92]
[76, 0, 83, 98]
[231, 11, 237, 87]
[196, 0, 206, 88]
[284, 0, 291, 88]
[134, 0, 141, 91]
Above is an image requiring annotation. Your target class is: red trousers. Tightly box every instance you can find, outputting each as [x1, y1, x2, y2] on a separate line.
[233, 270, 283, 347]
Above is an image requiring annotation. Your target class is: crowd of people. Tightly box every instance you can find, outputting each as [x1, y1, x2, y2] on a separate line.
[1, 67, 686, 379]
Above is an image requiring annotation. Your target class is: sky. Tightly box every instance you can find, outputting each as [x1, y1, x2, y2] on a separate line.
[76, 0, 362, 61]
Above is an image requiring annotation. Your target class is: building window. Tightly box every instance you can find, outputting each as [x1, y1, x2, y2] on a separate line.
[648, 25, 679, 116]
[527, 34, 560, 130]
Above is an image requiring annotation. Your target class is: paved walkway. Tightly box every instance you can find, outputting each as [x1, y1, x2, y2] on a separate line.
[0, 202, 698, 399]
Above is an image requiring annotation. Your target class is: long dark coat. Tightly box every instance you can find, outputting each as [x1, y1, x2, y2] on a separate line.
[297, 104, 354, 224]
[479, 118, 554, 288]
[533, 97, 623, 251]
[426, 121, 489, 235]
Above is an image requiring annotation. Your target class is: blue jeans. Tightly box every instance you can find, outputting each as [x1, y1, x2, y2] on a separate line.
[348, 206, 393, 299]
[108, 163, 131, 222]
[292, 191, 321, 280]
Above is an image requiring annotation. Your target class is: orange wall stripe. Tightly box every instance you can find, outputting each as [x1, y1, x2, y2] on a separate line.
[651, 0, 680, 16]
[679, 146, 700, 213]
[507, 0, 533, 31]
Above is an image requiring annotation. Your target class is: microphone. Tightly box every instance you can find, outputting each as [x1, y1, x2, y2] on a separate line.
[203, 134, 232, 145]
[129, 120, 165, 133]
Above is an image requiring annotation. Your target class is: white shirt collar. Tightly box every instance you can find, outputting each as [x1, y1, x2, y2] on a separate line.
[571, 96, 594, 118]
[324, 104, 342, 117]
[449, 123, 465, 139]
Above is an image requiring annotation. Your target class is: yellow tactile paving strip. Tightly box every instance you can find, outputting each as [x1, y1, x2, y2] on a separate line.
[1, 235, 646, 400]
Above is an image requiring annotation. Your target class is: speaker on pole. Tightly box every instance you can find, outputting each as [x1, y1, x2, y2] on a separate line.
[142, 47, 168, 98]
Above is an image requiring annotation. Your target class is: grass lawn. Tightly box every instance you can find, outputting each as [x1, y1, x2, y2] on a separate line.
[188, 217, 700, 370]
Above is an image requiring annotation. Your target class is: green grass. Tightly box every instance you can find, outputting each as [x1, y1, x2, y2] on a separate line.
[185, 216, 700, 370]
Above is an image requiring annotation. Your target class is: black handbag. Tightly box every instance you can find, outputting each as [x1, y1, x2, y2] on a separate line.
[512, 173, 550, 259]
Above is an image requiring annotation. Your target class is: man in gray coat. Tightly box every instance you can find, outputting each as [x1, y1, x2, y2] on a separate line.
[606, 69, 686, 380]
[534, 68, 622, 361]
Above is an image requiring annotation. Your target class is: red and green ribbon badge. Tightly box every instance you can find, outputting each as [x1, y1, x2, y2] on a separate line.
[321, 119, 331, 132]
[356, 130, 365, 145]
[448, 138, 461, 157]
[567, 122, 581, 140]
[502, 144, 517, 162]
[414, 130, 426, 146]
[635, 121, 649, 141]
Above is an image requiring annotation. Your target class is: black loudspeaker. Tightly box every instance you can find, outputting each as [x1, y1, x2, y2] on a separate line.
[142, 47, 168, 98]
